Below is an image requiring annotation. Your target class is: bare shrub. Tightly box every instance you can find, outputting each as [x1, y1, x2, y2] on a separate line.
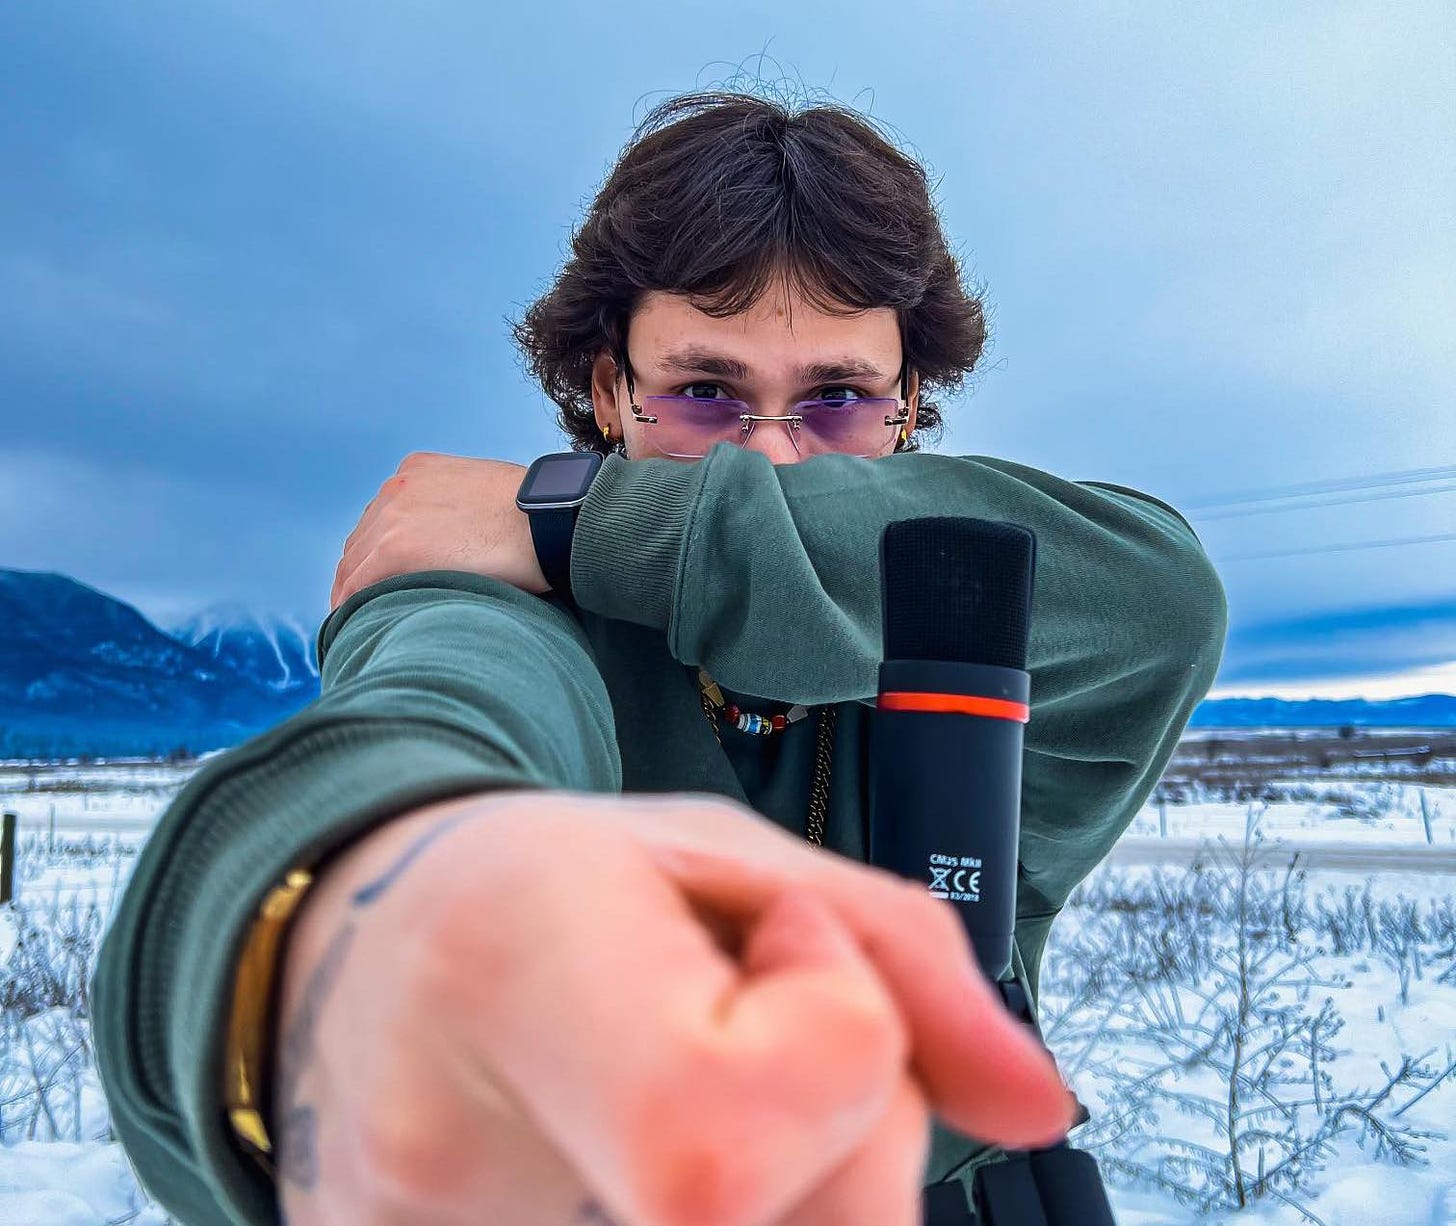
[0, 894, 103, 1143]
[1041, 824, 1455, 1220]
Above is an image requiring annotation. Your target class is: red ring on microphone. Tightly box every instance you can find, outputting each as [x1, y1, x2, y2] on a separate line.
[876, 691, 1030, 723]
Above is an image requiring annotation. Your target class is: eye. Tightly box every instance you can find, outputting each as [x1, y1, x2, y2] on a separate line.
[674, 383, 873, 402]
[813, 385, 869, 404]
[678, 382, 734, 400]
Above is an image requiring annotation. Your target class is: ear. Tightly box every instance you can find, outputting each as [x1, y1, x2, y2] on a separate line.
[906, 368, 920, 435]
[589, 348, 624, 439]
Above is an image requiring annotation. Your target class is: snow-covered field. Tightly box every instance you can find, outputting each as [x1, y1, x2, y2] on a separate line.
[0, 755, 1452, 1225]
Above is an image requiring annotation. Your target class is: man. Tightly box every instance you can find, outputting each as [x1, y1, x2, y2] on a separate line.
[92, 89, 1227, 1225]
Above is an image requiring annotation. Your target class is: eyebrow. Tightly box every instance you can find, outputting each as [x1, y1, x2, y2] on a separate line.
[656, 345, 891, 385]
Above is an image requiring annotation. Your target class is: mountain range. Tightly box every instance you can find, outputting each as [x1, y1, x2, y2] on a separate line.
[2, 567, 1454, 760]
[0, 568, 319, 760]
[1187, 692, 1456, 729]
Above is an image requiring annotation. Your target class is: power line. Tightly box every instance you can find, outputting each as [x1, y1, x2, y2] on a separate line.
[1195, 480, 1456, 520]
[1183, 463, 1456, 511]
[1220, 531, 1456, 562]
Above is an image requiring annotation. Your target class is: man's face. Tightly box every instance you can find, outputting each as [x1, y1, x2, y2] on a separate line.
[590, 280, 918, 465]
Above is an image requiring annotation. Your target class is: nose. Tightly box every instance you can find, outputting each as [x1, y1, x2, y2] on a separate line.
[743, 416, 806, 466]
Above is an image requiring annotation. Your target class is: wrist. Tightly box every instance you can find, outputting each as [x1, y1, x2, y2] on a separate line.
[516, 451, 605, 600]
[225, 789, 540, 1170]
[571, 450, 706, 626]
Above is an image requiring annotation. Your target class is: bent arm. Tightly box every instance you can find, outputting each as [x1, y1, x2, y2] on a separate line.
[572, 443, 1221, 706]
[572, 443, 1227, 997]
[91, 573, 621, 1226]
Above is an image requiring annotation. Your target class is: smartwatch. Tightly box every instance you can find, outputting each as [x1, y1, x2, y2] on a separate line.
[515, 450, 604, 602]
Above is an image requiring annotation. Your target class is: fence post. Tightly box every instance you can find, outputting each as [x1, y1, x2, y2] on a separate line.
[1, 810, 16, 905]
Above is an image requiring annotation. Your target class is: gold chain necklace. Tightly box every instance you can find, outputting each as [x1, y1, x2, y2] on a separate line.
[697, 668, 837, 846]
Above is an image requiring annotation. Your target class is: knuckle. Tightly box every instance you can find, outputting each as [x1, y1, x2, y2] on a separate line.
[621, 1104, 761, 1226]
[397, 450, 433, 473]
[619, 1030, 778, 1226]
[613, 1036, 721, 1224]
[824, 973, 906, 1062]
[346, 1015, 484, 1212]
[352, 1092, 449, 1206]
[348, 553, 381, 594]
[629, 1135, 751, 1226]
[412, 880, 532, 1010]
[368, 512, 396, 546]
[372, 531, 405, 566]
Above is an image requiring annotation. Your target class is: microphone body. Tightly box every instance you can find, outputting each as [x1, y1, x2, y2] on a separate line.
[867, 518, 1118, 1223]
[866, 516, 1036, 985]
[870, 658, 1029, 983]
[869, 518, 1118, 1226]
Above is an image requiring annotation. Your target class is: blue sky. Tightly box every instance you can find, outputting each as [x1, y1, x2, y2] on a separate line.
[1, 2, 1452, 699]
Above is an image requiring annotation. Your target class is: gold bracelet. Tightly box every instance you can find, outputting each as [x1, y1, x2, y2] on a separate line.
[223, 867, 316, 1176]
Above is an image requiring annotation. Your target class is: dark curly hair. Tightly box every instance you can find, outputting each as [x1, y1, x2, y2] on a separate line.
[507, 87, 990, 456]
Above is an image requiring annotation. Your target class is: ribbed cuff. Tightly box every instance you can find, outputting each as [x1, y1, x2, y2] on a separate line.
[570, 451, 708, 632]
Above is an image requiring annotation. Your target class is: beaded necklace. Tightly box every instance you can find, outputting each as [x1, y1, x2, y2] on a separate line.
[697, 668, 837, 846]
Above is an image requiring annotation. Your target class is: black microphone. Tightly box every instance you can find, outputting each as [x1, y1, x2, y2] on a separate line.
[871, 518, 1119, 1226]
[868, 516, 1035, 983]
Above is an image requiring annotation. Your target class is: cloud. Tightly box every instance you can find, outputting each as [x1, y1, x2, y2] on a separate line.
[0, 447, 337, 625]
[1212, 595, 1456, 694]
[2, 1, 1452, 697]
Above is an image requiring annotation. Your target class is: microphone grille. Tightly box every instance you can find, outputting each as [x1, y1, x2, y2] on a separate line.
[879, 518, 1036, 668]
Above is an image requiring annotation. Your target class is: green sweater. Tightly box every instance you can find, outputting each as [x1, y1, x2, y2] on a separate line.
[91, 441, 1227, 1225]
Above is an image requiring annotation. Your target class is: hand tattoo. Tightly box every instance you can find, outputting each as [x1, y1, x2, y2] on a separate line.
[274, 807, 480, 1192]
[350, 809, 479, 907]
[275, 921, 355, 1188]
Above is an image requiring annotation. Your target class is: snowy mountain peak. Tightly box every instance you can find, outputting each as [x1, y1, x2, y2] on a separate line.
[170, 602, 321, 692]
[0, 569, 318, 759]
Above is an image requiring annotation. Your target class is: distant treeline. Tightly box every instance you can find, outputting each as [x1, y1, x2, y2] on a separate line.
[0, 722, 266, 762]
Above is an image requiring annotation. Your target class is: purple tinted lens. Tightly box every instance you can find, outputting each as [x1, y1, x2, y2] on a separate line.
[642, 396, 901, 457]
[799, 399, 900, 453]
[641, 396, 748, 457]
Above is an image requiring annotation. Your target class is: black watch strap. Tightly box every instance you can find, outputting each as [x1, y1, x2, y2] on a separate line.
[527, 505, 578, 601]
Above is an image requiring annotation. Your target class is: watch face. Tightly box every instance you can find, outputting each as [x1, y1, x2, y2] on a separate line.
[518, 452, 601, 508]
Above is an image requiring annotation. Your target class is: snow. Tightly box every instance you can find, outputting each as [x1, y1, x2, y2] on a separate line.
[1, 755, 1454, 1225]
[1046, 886, 1456, 1225]
[0, 1142, 171, 1225]
[168, 603, 320, 691]
[1126, 781, 1456, 847]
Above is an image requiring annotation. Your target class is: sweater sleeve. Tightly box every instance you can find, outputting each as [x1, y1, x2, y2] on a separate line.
[90, 572, 622, 1226]
[571, 442, 1227, 955]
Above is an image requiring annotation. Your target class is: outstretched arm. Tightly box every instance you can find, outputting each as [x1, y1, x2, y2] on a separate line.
[91, 574, 621, 1225]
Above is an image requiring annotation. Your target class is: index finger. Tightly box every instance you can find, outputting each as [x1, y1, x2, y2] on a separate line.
[620, 795, 1079, 1150]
